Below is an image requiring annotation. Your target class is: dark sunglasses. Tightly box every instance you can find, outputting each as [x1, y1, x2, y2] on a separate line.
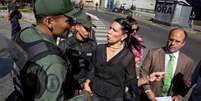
[84, 27, 91, 32]
[132, 27, 139, 32]
[65, 18, 76, 24]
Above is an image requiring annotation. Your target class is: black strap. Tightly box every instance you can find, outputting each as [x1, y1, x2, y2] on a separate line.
[14, 26, 62, 62]
[25, 40, 62, 62]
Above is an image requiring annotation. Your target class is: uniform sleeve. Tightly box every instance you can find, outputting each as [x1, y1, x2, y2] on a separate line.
[35, 63, 90, 101]
[31, 63, 66, 101]
[86, 45, 97, 82]
[85, 62, 95, 84]
[23, 63, 47, 100]
[67, 90, 90, 101]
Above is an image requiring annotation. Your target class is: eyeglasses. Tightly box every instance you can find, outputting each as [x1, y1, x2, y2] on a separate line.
[84, 27, 91, 32]
[132, 27, 139, 32]
[65, 19, 73, 24]
[132, 29, 137, 32]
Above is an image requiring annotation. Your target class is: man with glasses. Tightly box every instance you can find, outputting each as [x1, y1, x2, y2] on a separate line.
[59, 10, 96, 98]
[140, 28, 193, 101]
[13, 0, 91, 101]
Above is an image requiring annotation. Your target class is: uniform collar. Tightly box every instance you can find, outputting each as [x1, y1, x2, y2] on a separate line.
[33, 26, 57, 45]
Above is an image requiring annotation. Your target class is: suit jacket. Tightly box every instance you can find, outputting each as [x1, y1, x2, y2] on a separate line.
[141, 47, 193, 97]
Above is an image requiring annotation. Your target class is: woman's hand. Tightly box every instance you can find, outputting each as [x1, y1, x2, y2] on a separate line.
[83, 80, 93, 96]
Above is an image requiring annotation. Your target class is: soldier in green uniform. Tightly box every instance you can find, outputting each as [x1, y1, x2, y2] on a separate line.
[14, 0, 90, 101]
[59, 10, 96, 97]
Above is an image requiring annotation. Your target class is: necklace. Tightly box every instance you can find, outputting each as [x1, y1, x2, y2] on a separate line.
[106, 44, 124, 61]
[107, 44, 124, 52]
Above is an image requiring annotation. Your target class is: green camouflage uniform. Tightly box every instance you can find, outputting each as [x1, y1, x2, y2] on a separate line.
[14, 0, 90, 100]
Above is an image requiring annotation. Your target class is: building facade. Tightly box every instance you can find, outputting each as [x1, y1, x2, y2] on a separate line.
[86, 0, 156, 10]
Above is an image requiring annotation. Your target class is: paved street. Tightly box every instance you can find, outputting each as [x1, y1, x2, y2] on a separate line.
[87, 9, 201, 100]
[0, 8, 201, 100]
[1, 8, 201, 65]
[92, 19, 108, 44]
[0, 8, 201, 66]
[87, 9, 201, 67]
[0, 18, 30, 38]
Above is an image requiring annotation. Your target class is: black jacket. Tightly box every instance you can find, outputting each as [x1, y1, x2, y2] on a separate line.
[8, 3, 22, 21]
[88, 44, 139, 100]
[59, 36, 97, 82]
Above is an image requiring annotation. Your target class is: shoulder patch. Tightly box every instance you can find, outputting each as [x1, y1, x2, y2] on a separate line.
[46, 74, 60, 93]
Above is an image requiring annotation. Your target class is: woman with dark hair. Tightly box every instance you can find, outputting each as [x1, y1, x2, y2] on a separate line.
[126, 15, 145, 63]
[83, 18, 164, 101]
[0, 0, 5, 5]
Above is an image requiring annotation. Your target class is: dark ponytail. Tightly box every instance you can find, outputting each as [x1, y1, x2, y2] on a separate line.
[114, 18, 132, 46]
[114, 18, 132, 34]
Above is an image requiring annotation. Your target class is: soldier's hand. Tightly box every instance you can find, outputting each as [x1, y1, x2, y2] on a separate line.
[79, 0, 85, 8]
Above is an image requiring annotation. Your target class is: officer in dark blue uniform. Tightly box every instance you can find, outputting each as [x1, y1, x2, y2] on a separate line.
[59, 10, 97, 94]
[7, 0, 22, 38]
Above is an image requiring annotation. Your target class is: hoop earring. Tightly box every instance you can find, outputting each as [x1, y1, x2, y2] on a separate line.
[120, 39, 124, 44]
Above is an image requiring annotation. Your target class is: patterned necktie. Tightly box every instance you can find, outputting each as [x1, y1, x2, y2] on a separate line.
[162, 54, 175, 96]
